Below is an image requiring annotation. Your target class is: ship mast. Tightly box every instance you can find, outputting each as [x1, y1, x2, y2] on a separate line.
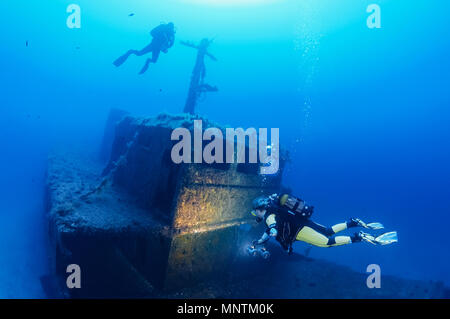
[181, 38, 218, 115]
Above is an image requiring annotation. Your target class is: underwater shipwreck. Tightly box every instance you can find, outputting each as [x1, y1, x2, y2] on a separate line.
[40, 37, 448, 299]
[42, 109, 448, 298]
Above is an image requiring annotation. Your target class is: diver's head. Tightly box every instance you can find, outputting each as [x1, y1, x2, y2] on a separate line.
[251, 209, 265, 222]
[250, 196, 270, 222]
[167, 22, 175, 31]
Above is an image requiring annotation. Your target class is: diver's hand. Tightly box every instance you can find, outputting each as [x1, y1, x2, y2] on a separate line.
[254, 232, 271, 245]
[269, 228, 278, 237]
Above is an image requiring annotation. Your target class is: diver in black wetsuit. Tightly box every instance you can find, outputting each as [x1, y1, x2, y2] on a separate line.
[113, 22, 175, 74]
[250, 194, 397, 254]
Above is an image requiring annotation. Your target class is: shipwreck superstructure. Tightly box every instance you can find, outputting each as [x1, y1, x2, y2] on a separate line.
[44, 112, 283, 297]
[43, 111, 448, 298]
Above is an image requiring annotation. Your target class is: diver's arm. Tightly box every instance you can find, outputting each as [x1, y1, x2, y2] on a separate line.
[168, 35, 175, 48]
[254, 232, 271, 245]
[180, 40, 198, 49]
[265, 214, 278, 237]
[254, 226, 278, 245]
[206, 52, 217, 61]
[252, 212, 278, 245]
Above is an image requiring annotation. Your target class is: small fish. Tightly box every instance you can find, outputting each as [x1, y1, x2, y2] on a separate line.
[128, 13, 135, 17]
[26, 40, 28, 47]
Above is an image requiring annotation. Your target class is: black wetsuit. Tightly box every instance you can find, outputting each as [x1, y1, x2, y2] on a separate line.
[258, 195, 360, 250]
[261, 199, 307, 251]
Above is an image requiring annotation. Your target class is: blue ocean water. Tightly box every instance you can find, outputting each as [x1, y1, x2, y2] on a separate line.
[0, 0, 449, 297]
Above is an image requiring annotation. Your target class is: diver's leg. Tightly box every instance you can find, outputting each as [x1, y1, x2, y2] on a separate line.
[304, 220, 335, 237]
[135, 43, 153, 56]
[308, 218, 365, 236]
[150, 49, 161, 63]
[138, 49, 161, 74]
[295, 226, 330, 247]
[329, 219, 362, 234]
[138, 58, 151, 75]
[113, 49, 136, 66]
[113, 43, 153, 67]
[295, 220, 360, 247]
[327, 234, 360, 247]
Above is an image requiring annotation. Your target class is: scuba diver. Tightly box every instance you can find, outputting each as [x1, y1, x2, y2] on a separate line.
[249, 194, 398, 256]
[113, 22, 176, 74]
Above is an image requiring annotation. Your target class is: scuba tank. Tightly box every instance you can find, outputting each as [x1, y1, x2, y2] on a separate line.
[279, 194, 314, 218]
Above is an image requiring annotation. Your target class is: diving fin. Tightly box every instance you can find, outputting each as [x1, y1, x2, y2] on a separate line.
[365, 222, 384, 230]
[359, 231, 398, 245]
[374, 231, 398, 245]
[359, 231, 377, 245]
[113, 52, 131, 67]
[352, 218, 384, 230]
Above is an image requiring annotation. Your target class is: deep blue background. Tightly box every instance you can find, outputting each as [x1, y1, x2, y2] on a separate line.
[0, 0, 449, 297]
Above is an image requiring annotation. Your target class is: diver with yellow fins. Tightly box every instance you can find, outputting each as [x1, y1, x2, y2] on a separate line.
[249, 194, 398, 257]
